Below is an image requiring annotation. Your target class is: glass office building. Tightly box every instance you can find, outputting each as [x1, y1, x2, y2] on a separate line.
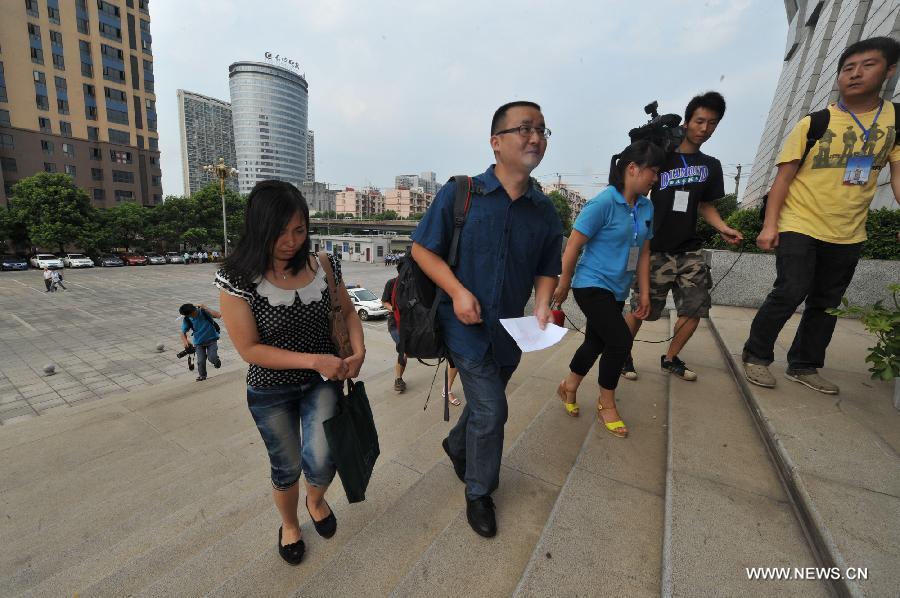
[228, 61, 308, 194]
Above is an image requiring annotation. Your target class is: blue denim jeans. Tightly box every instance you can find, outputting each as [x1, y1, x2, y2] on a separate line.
[445, 350, 519, 500]
[195, 341, 219, 378]
[247, 380, 340, 490]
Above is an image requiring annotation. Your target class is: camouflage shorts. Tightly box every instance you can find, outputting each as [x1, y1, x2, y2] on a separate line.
[629, 250, 711, 321]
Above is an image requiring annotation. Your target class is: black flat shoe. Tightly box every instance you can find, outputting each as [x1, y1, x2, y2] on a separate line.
[278, 526, 305, 565]
[306, 496, 337, 538]
[466, 495, 497, 538]
[442, 437, 466, 483]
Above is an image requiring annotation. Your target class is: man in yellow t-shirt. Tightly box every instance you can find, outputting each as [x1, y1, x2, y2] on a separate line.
[742, 36, 900, 395]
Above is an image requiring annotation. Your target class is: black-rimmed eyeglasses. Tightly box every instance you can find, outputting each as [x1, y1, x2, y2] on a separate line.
[494, 125, 552, 139]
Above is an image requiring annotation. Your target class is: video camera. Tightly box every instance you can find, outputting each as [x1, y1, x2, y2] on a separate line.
[176, 345, 196, 359]
[628, 101, 684, 153]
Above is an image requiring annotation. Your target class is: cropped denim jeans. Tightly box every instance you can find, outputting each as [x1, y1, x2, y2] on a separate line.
[247, 380, 340, 490]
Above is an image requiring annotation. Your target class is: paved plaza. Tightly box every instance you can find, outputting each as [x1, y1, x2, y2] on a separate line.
[0, 260, 398, 425]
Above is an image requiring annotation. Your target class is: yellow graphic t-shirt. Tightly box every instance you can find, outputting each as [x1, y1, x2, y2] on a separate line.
[776, 101, 900, 243]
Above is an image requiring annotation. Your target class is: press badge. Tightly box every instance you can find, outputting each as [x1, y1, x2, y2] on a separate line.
[843, 155, 874, 185]
[672, 190, 690, 212]
[627, 246, 640, 271]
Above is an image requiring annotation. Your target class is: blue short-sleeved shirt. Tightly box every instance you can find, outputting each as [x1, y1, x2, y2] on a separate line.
[181, 310, 219, 345]
[571, 186, 654, 300]
[411, 165, 564, 366]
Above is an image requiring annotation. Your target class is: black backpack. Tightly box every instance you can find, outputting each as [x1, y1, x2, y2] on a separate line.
[184, 308, 221, 334]
[759, 101, 900, 222]
[393, 175, 479, 361]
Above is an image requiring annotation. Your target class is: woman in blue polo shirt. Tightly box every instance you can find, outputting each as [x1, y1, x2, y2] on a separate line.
[552, 140, 664, 437]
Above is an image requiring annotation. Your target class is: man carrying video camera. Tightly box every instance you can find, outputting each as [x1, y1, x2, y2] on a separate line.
[179, 303, 222, 381]
[623, 92, 743, 382]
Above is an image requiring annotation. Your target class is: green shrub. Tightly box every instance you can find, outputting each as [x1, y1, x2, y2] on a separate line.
[862, 207, 900, 260]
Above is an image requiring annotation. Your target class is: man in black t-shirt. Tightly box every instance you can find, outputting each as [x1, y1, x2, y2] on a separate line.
[624, 91, 743, 382]
[381, 271, 408, 392]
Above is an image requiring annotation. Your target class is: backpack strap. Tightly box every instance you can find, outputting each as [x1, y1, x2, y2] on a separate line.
[446, 175, 474, 268]
[800, 108, 830, 166]
[894, 102, 899, 146]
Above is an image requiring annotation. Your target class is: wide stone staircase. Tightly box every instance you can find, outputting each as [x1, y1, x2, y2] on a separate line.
[0, 314, 857, 597]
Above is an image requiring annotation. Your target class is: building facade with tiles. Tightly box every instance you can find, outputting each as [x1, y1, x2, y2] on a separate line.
[177, 89, 237, 197]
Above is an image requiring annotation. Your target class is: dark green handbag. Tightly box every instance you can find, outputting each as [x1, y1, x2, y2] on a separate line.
[323, 380, 380, 503]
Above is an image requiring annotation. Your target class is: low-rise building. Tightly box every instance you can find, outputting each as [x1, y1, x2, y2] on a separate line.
[300, 180, 335, 213]
[335, 187, 384, 218]
[384, 188, 432, 218]
[311, 233, 390, 263]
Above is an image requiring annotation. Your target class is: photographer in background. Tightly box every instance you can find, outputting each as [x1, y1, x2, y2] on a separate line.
[623, 91, 743, 382]
[179, 303, 222, 381]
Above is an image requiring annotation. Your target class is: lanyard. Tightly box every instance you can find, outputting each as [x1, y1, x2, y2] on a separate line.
[838, 100, 883, 143]
[629, 204, 638, 245]
[679, 154, 690, 190]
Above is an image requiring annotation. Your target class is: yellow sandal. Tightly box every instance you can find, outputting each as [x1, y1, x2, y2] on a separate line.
[597, 402, 628, 438]
[556, 380, 579, 417]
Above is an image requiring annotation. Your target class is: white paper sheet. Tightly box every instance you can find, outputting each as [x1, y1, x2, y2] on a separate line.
[499, 316, 568, 353]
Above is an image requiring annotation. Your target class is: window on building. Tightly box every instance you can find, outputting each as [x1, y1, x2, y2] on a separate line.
[108, 108, 128, 125]
[143, 59, 153, 73]
[52, 53, 65, 70]
[48, 6, 60, 24]
[126, 0, 134, 8]
[36, 94, 49, 110]
[102, 65, 125, 83]
[0, 157, 17, 172]
[141, 37, 151, 53]
[149, 155, 157, 165]
[0, 133, 14, 150]
[97, 0, 120, 17]
[377, 246, 384, 257]
[0, 109, 9, 127]
[108, 129, 130, 145]
[148, 136, 158, 150]
[86, 105, 97, 120]
[109, 149, 132, 163]
[93, 188, 105, 201]
[136, 134, 144, 148]
[44, 162, 57, 173]
[33, 70, 46, 84]
[54, 75, 67, 90]
[144, 78, 154, 92]
[31, 47, 44, 65]
[57, 98, 69, 114]
[83, 83, 96, 97]
[114, 189, 134, 202]
[60, 121, 72, 137]
[139, 0, 149, 13]
[27, 23, 41, 41]
[81, 62, 93, 77]
[25, 0, 39, 17]
[151, 175, 161, 186]
[50, 31, 63, 45]
[89, 147, 102, 160]
[99, 22, 121, 41]
[41, 139, 54, 154]
[87, 126, 99, 141]
[101, 44, 123, 60]
[79, 39, 91, 54]
[354, 243, 361, 253]
[61, 142, 74, 157]
[65, 164, 76, 176]
[91, 168, 103, 180]
[38, 116, 51, 132]
[112, 170, 134, 183]
[152, 193, 161, 204]
[104, 86, 127, 101]
[77, 18, 89, 34]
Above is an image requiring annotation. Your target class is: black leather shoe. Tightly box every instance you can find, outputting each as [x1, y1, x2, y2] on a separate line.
[277, 526, 305, 565]
[466, 496, 497, 538]
[442, 438, 465, 483]
[306, 496, 337, 538]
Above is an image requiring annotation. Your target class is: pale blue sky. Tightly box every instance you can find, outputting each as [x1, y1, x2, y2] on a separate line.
[153, 0, 789, 199]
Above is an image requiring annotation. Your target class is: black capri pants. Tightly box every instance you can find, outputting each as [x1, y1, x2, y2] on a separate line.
[569, 287, 633, 390]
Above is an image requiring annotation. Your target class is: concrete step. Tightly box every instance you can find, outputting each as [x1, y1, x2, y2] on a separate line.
[661, 316, 828, 596]
[514, 319, 671, 597]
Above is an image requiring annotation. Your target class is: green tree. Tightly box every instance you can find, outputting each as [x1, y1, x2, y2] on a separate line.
[548, 190, 573, 235]
[105, 201, 147, 250]
[182, 227, 208, 248]
[8, 172, 94, 253]
[697, 193, 739, 248]
[191, 182, 246, 249]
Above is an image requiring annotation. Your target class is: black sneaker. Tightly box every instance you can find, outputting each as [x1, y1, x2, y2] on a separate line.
[661, 355, 697, 381]
[212, 358, 222, 369]
[188, 355, 194, 371]
[196, 375, 206, 381]
[394, 378, 406, 393]
[466, 496, 497, 538]
[621, 354, 638, 381]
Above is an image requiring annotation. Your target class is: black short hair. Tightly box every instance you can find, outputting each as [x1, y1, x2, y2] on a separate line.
[491, 101, 542, 135]
[838, 36, 900, 70]
[223, 180, 311, 280]
[179, 303, 196, 316]
[608, 140, 667, 192]
[684, 91, 726, 123]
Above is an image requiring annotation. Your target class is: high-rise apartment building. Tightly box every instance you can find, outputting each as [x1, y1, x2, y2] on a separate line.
[177, 89, 236, 196]
[0, 0, 162, 207]
[306, 129, 314, 183]
[383, 188, 432, 218]
[229, 60, 308, 194]
[743, 0, 899, 209]
[335, 187, 384, 218]
[299, 180, 335, 213]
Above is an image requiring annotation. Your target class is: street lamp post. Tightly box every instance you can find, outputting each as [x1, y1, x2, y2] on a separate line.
[203, 158, 239, 257]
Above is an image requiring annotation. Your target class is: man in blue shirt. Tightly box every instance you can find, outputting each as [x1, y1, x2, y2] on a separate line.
[179, 303, 222, 381]
[411, 101, 563, 538]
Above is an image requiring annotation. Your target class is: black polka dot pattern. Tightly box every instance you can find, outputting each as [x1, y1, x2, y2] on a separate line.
[215, 253, 341, 387]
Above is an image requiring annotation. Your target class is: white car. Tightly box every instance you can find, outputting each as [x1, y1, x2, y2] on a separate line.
[347, 286, 390, 321]
[63, 253, 94, 268]
[30, 254, 64, 269]
[146, 253, 167, 265]
[165, 252, 185, 264]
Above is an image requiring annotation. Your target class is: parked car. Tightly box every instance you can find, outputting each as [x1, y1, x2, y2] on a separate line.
[63, 253, 94, 268]
[30, 254, 64, 269]
[146, 253, 167, 265]
[95, 254, 124, 267]
[165, 251, 185, 264]
[122, 253, 149, 266]
[0, 255, 29, 271]
[346, 285, 390, 321]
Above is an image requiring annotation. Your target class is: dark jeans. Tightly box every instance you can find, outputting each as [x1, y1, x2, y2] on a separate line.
[195, 341, 219, 378]
[570, 287, 632, 390]
[743, 232, 862, 372]
[445, 349, 518, 500]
